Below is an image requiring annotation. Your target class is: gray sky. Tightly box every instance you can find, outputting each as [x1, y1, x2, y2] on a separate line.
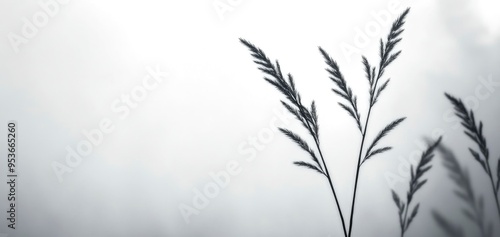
[0, 0, 499, 236]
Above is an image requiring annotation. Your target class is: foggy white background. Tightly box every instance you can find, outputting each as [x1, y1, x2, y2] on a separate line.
[0, 0, 499, 236]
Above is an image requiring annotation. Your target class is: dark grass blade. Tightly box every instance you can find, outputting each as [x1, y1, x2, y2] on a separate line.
[281, 101, 310, 132]
[240, 38, 322, 167]
[445, 93, 500, 218]
[408, 137, 442, 200]
[366, 8, 409, 108]
[319, 47, 362, 133]
[362, 56, 373, 85]
[445, 93, 489, 161]
[406, 204, 419, 230]
[293, 161, 324, 175]
[362, 147, 392, 166]
[373, 79, 390, 104]
[338, 103, 358, 123]
[279, 128, 322, 171]
[391, 190, 405, 231]
[391, 190, 402, 209]
[470, 148, 487, 172]
[311, 101, 319, 136]
[393, 137, 441, 236]
[376, 8, 410, 86]
[364, 117, 406, 162]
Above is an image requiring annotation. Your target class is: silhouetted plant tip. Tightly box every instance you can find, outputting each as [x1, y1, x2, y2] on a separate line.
[434, 143, 493, 237]
[240, 38, 348, 237]
[318, 8, 410, 237]
[239, 39, 321, 169]
[319, 47, 362, 133]
[391, 137, 441, 237]
[445, 93, 500, 218]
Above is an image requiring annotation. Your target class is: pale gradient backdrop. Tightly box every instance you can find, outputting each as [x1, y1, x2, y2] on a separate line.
[0, 0, 499, 236]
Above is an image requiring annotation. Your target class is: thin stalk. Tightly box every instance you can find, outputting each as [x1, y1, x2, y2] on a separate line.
[297, 105, 348, 237]
[317, 142, 348, 237]
[347, 69, 383, 237]
[401, 199, 411, 236]
[485, 163, 500, 217]
[347, 104, 372, 237]
[479, 136, 500, 218]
